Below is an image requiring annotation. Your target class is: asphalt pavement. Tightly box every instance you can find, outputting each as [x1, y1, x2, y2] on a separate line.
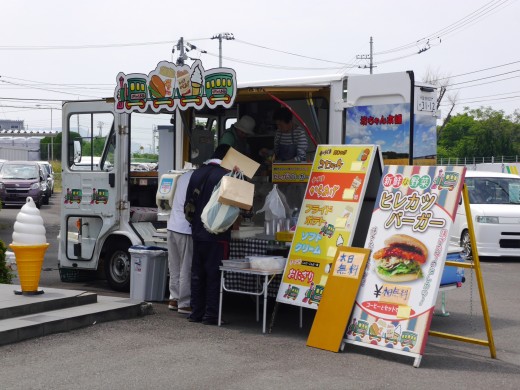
[1, 195, 519, 389]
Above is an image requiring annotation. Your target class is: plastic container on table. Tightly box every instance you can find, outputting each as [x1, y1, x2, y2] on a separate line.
[129, 245, 168, 302]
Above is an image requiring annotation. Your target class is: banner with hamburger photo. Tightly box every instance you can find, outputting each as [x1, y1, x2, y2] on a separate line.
[344, 165, 466, 358]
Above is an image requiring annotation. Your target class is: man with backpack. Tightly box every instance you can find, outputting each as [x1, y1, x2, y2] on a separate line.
[184, 144, 232, 325]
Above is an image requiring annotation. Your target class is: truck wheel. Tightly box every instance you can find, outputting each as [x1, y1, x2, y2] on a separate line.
[105, 243, 131, 291]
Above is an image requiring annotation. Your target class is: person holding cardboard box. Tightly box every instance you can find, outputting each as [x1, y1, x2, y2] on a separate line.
[184, 144, 233, 325]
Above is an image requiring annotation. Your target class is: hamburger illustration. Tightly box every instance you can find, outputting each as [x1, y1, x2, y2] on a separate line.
[373, 234, 427, 282]
[149, 75, 166, 98]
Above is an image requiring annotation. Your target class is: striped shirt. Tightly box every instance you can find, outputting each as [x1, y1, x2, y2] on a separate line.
[274, 126, 308, 162]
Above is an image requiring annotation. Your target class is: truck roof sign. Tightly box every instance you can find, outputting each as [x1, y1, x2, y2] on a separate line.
[114, 59, 237, 113]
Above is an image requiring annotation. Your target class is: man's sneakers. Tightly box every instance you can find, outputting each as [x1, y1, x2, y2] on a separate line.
[168, 300, 178, 311]
[178, 307, 192, 314]
[202, 318, 227, 326]
[187, 316, 227, 325]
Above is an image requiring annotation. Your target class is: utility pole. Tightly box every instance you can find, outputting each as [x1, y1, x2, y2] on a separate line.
[211, 32, 234, 67]
[356, 36, 375, 74]
[97, 121, 103, 137]
[152, 126, 157, 154]
[36, 104, 54, 161]
[175, 37, 188, 66]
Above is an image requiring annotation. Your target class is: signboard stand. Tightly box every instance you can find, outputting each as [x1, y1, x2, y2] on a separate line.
[270, 145, 383, 332]
[428, 183, 497, 360]
[342, 165, 467, 367]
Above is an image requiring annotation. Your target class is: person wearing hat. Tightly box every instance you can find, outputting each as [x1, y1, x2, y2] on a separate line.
[219, 115, 256, 155]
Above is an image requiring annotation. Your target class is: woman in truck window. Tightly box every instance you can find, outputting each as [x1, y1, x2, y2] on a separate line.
[272, 107, 308, 162]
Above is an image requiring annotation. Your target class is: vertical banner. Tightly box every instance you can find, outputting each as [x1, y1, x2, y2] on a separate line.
[276, 144, 380, 309]
[343, 165, 466, 362]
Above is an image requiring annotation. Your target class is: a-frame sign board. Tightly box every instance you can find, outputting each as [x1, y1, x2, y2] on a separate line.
[275, 145, 383, 310]
[342, 165, 468, 367]
[428, 183, 497, 360]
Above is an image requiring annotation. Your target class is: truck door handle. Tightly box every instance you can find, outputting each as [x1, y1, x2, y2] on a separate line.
[109, 173, 115, 188]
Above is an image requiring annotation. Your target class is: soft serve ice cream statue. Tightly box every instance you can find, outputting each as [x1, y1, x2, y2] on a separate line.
[12, 197, 47, 244]
[10, 197, 49, 294]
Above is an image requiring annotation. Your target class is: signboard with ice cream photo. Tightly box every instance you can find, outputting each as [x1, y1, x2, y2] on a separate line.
[343, 165, 466, 364]
[114, 59, 236, 113]
[276, 144, 383, 309]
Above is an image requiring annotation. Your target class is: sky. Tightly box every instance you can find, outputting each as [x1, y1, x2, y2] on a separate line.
[1, 0, 519, 149]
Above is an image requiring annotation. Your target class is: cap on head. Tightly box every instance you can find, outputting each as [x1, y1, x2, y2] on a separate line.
[233, 115, 256, 135]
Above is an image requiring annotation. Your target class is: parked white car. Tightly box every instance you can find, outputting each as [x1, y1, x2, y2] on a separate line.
[450, 170, 520, 257]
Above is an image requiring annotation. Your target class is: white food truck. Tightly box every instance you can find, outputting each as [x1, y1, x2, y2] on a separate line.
[58, 61, 439, 291]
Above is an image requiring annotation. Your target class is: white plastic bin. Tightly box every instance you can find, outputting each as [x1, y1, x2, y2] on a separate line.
[129, 245, 168, 302]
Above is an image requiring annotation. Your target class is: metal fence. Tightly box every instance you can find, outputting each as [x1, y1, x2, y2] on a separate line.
[437, 156, 520, 166]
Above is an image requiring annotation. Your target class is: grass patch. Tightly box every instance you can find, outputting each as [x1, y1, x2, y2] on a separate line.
[51, 160, 62, 193]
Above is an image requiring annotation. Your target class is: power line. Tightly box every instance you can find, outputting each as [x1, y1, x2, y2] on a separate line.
[439, 95, 520, 106]
[447, 75, 520, 91]
[0, 79, 101, 98]
[234, 39, 353, 66]
[0, 97, 63, 103]
[202, 50, 350, 71]
[433, 59, 520, 81]
[0, 40, 173, 51]
[445, 68, 520, 87]
[0, 104, 62, 110]
[374, 0, 512, 56]
[450, 90, 520, 102]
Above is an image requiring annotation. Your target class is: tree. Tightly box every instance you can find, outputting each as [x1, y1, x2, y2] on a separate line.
[438, 106, 520, 159]
[421, 67, 459, 141]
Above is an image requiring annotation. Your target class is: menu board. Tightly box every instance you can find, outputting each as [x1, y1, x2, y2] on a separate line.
[343, 165, 466, 361]
[276, 145, 382, 309]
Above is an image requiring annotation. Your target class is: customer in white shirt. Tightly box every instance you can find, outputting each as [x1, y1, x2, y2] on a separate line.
[166, 170, 194, 314]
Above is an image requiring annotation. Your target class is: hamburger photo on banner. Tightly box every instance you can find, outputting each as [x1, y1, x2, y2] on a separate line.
[373, 234, 427, 282]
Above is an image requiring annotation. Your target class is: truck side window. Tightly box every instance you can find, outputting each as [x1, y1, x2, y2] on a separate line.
[68, 113, 114, 171]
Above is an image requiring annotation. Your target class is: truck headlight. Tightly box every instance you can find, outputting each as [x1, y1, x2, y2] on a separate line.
[0, 182, 4, 190]
[30, 182, 40, 190]
[476, 216, 499, 224]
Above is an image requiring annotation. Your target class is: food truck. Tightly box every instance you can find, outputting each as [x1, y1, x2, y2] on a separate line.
[58, 61, 439, 291]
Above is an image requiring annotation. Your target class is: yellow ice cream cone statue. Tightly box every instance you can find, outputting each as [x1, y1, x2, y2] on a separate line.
[10, 243, 49, 293]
